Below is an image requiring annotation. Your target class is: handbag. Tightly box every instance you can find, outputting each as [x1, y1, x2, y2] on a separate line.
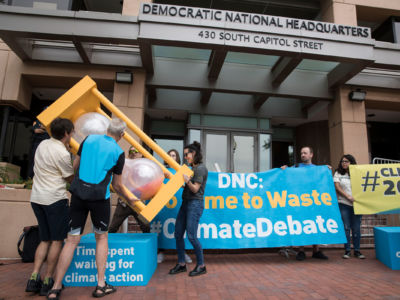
[69, 169, 112, 201]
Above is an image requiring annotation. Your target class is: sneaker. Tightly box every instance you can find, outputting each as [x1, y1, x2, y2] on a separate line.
[189, 265, 207, 277]
[157, 252, 164, 263]
[312, 250, 328, 259]
[354, 251, 366, 259]
[169, 264, 187, 275]
[342, 251, 351, 259]
[296, 251, 306, 261]
[39, 277, 54, 296]
[25, 275, 42, 293]
[184, 253, 192, 264]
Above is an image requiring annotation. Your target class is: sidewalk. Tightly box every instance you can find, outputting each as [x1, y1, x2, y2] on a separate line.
[1, 249, 400, 300]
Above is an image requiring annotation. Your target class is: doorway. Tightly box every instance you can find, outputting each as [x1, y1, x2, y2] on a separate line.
[203, 131, 258, 173]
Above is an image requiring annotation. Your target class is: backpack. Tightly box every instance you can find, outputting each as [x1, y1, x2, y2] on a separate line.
[17, 225, 40, 262]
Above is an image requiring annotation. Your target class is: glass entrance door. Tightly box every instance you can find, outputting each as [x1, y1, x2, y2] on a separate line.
[203, 131, 257, 173]
[231, 133, 255, 173]
[204, 132, 228, 172]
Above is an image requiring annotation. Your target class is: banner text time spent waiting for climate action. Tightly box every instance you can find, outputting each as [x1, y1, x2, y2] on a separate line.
[152, 167, 346, 249]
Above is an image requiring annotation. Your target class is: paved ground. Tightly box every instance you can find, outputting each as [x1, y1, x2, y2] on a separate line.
[1, 249, 400, 300]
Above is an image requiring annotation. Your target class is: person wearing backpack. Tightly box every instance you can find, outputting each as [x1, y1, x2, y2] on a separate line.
[26, 118, 75, 296]
[48, 118, 139, 300]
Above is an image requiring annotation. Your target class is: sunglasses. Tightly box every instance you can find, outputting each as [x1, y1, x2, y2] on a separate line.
[129, 148, 139, 154]
[184, 152, 191, 157]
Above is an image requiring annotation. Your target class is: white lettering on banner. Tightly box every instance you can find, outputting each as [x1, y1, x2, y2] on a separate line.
[108, 247, 135, 258]
[219, 223, 232, 238]
[163, 216, 339, 239]
[163, 218, 175, 239]
[396, 251, 400, 258]
[76, 246, 95, 256]
[108, 273, 143, 282]
[64, 273, 97, 283]
[76, 246, 135, 258]
[74, 260, 116, 272]
[218, 173, 259, 189]
[64, 273, 144, 283]
[199, 223, 218, 238]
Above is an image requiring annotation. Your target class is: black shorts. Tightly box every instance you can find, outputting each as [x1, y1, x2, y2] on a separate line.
[69, 194, 110, 235]
[31, 199, 69, 241]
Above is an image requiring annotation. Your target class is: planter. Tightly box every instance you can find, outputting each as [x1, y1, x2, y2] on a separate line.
[0, 162, 21, 183]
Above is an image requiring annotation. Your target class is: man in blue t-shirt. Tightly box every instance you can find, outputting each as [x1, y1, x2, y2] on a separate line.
[48, 118, 139, 299]
[281, 146, 329, 261]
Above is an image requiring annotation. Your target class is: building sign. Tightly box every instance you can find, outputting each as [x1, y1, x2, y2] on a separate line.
[141, 3, 370, 39]
[139, 3, 373, 60]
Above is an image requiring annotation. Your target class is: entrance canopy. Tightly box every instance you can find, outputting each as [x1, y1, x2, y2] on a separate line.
[0, 4, 399, 123]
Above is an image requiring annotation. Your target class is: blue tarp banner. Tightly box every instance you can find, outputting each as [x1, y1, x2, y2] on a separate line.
[150, 166, 346, 249]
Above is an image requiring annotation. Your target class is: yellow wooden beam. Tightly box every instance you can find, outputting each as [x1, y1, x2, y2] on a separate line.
[36, 75, 193, 222]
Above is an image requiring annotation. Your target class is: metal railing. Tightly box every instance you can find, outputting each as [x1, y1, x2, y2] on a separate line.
[372, 157, 400, 164]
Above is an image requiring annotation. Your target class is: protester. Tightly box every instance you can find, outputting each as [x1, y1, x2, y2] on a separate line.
[281, 146, 329, 261]
[109, 145, 150, 234]
[334, 154, 365, 259]
[28, 119, 50, 178]
[47, 118, 138, 300]
[169, 141, 208, 276]
[25, 118, 74, 296]
[157, 149, 192, 264]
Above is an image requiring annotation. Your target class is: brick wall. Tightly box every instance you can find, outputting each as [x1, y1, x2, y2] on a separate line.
[361, 214, 387, 247]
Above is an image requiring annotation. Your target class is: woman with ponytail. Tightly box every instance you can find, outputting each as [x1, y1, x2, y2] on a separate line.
[169, 141, 208, 277]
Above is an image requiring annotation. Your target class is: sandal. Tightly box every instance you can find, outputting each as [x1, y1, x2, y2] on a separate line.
[92, 282, 116, 298]
[47, 289, 62, 300]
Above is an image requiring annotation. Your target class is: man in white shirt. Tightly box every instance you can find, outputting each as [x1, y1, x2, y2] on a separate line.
[25, 118, 74, 296]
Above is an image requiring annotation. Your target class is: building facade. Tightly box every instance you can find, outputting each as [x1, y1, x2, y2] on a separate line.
[0, 0, 399, 253]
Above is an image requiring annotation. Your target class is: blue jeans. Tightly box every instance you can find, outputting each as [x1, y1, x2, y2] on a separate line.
[175, 198, 204, 265]
[339, 203, 362, 251]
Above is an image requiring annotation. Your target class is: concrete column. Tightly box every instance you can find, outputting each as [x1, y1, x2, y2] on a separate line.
[328, 87, 369, 166]
[320, 0, 357, 25]
[0, 51, 31, 110]
[122, 0, 152, 16]
[113, 69, 146, 153]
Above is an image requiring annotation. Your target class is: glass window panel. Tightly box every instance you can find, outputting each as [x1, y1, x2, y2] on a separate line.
[153, 46, 211, 61]
[232, 135, 255, 173]
[395, 22, 400, 43]
[153, 138, 184, 166]
[205, 133, 227, 172]
[259, 134, 271, 172]
[189, 114, 201, 126]
[259, 119, 270, 130]
[188, 129, 201, 145]
[150, 120, 185, 136]
[203, 115, 257, 129]
[225, 52, 279, 66]
[296, 59, 339, 72]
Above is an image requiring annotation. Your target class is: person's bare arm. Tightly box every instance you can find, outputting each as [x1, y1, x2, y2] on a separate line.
[73, 156, 80, 172]
[183, 174, 201, 193]
[112, 174, 139, 205]
[64, 175, 74, 184]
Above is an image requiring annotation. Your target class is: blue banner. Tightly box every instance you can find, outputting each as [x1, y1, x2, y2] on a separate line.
[150, 166, 346, 249]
